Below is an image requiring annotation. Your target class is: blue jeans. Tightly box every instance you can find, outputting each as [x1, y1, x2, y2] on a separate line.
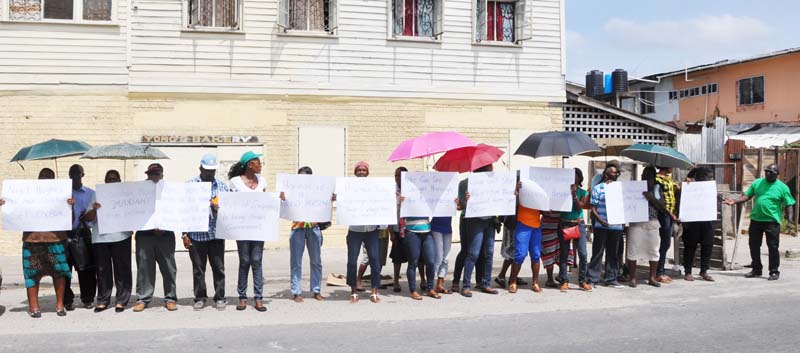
[290, 227, 323, 296]
[462, 218, 495, 290]
[559, 220, 588, 284]
[404, 232, 435, 292]
[656, 212, 673, 277]
[236, 240, 264, 300]
[513, 222, 542, 265]
[347, 229, 381, 290]
[588, 228, 622, 284]
[432, 231, 452, 279]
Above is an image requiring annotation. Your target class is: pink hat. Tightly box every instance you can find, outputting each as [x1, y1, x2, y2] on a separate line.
[354, 161, 370, 176]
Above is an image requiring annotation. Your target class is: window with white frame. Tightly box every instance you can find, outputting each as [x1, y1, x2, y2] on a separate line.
[738, 76, 764, 105]
[278, 0, 337, 33]
[8, 0, 112, 21]
[474, 0, 530, 44]
[390, 0, 443, 38]
[188, 0, 240, 28]
[639, 87, 655, 114]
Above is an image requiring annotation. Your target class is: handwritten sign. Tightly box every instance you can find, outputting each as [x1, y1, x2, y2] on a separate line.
[96, 181, 157, 234]
[605, 181, 648, 225]
[400, 172, 459, 218]
[216, 192, 281, 241]
[276, 174, 336, 222]
[520, 167, 573, 212]
[155, 182, 211, 232]
[679, 181, 718, 222]
[518, 179, 550, 211]
[335, 177, 397, 226]
[1, 179, 72, 231]
[465, 171, 517, 218]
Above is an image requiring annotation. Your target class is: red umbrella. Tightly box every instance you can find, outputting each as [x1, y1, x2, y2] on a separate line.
[432, 144, 504, 173]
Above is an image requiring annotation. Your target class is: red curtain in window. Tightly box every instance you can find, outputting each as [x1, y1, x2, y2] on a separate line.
[403, 0, 417, 36]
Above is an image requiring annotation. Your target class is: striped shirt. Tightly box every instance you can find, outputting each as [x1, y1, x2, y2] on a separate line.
[590, 182, 623, 231]
[655, 174, 677, 214]
[186, 176, 228, 242]
[404, 217, 431, 233]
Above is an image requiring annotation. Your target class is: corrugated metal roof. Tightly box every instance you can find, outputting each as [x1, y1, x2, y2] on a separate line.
[729, 125, 800, 148]
[638, 47, 800, 81]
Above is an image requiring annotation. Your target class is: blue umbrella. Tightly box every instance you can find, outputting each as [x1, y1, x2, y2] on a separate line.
[621, 143, 693, 169]
[10, 139, 92, 176]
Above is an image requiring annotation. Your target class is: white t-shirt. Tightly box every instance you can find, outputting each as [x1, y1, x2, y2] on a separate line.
[229, 174, 267, 193]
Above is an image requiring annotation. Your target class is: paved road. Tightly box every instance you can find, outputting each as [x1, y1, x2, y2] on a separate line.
[1, 291, 797, 353]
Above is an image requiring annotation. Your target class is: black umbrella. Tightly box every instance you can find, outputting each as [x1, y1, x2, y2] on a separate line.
[514, 131, 600, 158]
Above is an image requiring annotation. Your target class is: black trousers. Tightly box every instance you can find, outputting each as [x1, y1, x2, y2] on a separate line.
[748, 220, 781, 275]
[65, 234, 97, 306]
[682, 221, 714, 274]
[93, 237, 133, 306]
[189, 239, 226, 302]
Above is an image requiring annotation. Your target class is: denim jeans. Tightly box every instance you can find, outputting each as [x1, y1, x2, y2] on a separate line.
[656, 212, 674, 277]
[404, 232, 435, 292]
[588, 227, 622, 284]
[748, 220, 781, 275]
[236, 240, 264, 300]
[432, 231, 452, 279]
[290, 227, 323, 295]
[346, 229, 381, 289]
[462, 218, 495, 290]
[452, 219, 484, 286]
[559, 220, 588, 284]
[513, 222, 542, 265]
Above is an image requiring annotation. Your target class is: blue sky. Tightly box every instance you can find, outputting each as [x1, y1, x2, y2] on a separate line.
[565, 0, 800, 82]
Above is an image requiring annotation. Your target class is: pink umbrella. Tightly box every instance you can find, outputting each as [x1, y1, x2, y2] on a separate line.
[433, 144, 504, 173]
[388, 131, 475, 162]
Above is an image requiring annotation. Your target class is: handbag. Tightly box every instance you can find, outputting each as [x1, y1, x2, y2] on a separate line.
[561, 224, 582, 241]
[67, 221, 95, 271]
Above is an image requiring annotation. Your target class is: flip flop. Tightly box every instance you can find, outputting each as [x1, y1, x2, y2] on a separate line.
[349, 294, 359, 304]
[370, 293, 380, 303]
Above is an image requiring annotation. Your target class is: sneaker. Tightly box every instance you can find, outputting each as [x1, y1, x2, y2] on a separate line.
[579, 283, 593, 292]
[132, 302, 147, 312]
[165, 301, 178, 311]
[215, 300, 227, 310]
[193, 300, 205, 310]
[606, 281, 624, 289]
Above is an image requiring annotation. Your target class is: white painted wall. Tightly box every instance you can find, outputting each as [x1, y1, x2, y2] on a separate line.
[127, 0, 565, 101]
[624, 78, 677, 122]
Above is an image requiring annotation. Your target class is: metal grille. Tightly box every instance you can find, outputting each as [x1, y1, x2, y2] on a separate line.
[563, 99, 672, 145]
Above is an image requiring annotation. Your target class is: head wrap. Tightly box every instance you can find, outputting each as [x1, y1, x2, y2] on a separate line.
[354, 161, 370, 176]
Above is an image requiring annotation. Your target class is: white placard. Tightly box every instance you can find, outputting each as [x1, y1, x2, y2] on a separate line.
[400, 172, 459, 218]
[216, 192, 281, 241]
[522, 167, 574, 212]
[276, 174, 336, 222]
[155, 182, 211, 232]
[518, 179, 550, 211]
[605, 181, 649, 225]
[335, 177, 397, 226]
[1, 179, 72, 231]
[465, 171, 517, 218]
[96, 181, 157, 234]
[679, 181, 718, 222]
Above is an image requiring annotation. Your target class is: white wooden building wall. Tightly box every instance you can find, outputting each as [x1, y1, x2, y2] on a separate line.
[563, 99, 672, 145]
[127, 0, 565, 101]
[0, 2, 129, 89]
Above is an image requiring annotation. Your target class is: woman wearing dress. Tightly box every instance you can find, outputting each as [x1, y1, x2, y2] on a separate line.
[625, 166, 667, 288]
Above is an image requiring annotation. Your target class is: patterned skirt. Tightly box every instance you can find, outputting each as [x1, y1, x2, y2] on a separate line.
[541, 212, 575, 269]
[22, 242, 72, 288]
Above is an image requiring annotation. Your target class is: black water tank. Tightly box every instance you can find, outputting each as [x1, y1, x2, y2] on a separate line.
[612, 69, 628, 93]
[585, 70, 604, 97]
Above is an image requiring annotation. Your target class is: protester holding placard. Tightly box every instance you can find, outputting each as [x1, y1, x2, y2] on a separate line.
[682, 167, 716, 282]
[588, 165, 625, 288]
[228, 151, 269, 312]
[625, 167, 667, 288]
[398, 181, 438, 300]
[458, 164, 501, 297]
[133, 163, 179, 312]
[655, 167, 680, 284]
[507, 203, 542, 294]
[431, 216, 454, 294]
[557, 168, 592, 292]
[182, 154, 229, 310]
[287, 166, 329, 303]
[84, 170, 134, 313]
[345, 161, 383, 304]
[725, 164, 795, 281]
[2, 168, 73, 318]
[386, 167, 409, 293]
[64, 164, 97, 310]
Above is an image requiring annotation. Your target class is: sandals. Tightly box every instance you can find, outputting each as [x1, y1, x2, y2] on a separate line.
[657, 275, 673, 284]
[370, 293, 380, 303]
[508, 283, 518, 294]
[532, 283, 542, 293]
[56, 308, 67, 317]
[684, 274, 695, 281]
[29, 309, 42, 318]
[435, 287, 452, 294]
[648, 280, 662, 287]
[349, 294, 359, 304]
[94, 304, 108, 313]
[426, 290, 441, 299]
[699, 273, 715, 282]
[410, 291, 423, 300]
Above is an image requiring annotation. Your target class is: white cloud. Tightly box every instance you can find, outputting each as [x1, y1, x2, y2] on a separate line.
[603, 14, 772, 50]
